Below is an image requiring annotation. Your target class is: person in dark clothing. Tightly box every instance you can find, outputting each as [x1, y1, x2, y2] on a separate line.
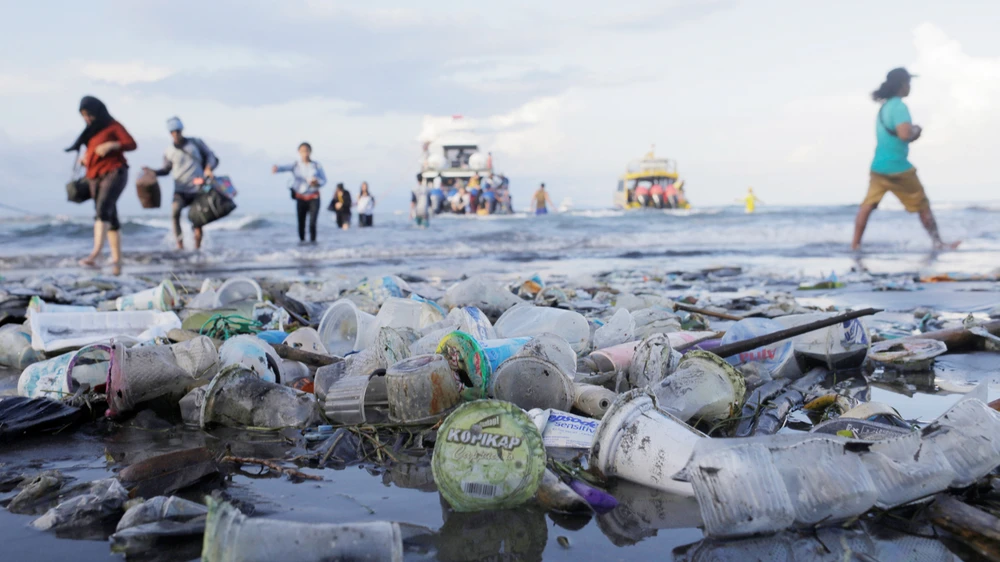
[66, 96, 137, 272]
[273, 142, 326, 243]
[331, 183, 352, 230]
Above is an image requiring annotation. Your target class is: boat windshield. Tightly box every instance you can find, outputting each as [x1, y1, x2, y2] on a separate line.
[443, 145, 478, 169]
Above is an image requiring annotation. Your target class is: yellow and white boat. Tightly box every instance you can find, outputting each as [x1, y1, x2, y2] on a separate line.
[614, 148, 689, 210]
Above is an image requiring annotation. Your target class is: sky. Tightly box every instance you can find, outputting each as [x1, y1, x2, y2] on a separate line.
[1, 0, 998, 215]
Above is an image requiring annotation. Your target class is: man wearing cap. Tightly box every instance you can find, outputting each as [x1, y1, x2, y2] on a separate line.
[144, 117, 219, 250]
[852, 68, 958, 252]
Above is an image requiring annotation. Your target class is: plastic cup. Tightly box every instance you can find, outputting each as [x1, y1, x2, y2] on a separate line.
[494, 305, 590, 355]
[200, 365, 319, 429]
[436, 331, 531, 396]
[317, 299, 377, 356]
[385, 354, 463, 424]
[0, 324, 45, 370]
[282, 328, 328, 355]
[212, 277, 263, 308]
[447, 307, 497, 341]
[17, 345, 110, 399]
[201, 498, 403, 562]
[491, 356, 575, 412]
[116, 280, 179, 312]
[652, 350, 745, 423]
[590, 389, 705, 496]
[375, 297, 444, 333]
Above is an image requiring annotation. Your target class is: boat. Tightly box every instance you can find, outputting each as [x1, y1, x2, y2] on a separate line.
[418, 117, 511, 215]
[614, 147, 689, 210]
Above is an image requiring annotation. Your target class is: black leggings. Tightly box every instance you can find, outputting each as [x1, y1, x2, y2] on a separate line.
[90, 166, 128, 231]
[297, 198, 320, 241]
[359, 214, 373, 227]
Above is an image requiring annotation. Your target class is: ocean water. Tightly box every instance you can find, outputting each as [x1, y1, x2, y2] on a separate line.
[2, 203, 999, 280]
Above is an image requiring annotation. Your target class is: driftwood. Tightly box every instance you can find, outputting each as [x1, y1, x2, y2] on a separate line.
[897, 320, 1000, 352]
[674, 302, 743, 321]
[928, 494, 1000, 560]
[167, 329, 341, 367]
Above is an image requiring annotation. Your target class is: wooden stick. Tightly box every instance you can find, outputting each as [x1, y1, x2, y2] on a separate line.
[271, 343, 341, 367]
[222, 455, 323, 481]
[168, 328, 340, 367]
[708, 308, 881, 360]
[674, 302, 743, 321]
[897, 320, 1000, 352]
[928, 494, 1000, 560]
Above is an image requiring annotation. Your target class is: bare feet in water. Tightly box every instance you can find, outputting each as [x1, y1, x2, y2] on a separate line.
[78, 256, 99, 267]
[934, 240, 962, 251]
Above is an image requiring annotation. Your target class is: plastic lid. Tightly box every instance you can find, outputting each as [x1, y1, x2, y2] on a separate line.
[432, 400, 545, 512]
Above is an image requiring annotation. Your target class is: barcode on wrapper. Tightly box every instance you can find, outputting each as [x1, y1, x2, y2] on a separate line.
[461, 481, 499, 498]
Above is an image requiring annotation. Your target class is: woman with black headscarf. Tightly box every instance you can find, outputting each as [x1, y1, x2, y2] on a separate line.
[66, 96, 137, 271]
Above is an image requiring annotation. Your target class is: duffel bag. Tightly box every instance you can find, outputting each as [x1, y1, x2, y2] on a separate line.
[188, 189, 237, 228]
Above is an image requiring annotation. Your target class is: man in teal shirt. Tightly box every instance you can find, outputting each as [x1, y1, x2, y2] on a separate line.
[852, 68, 959, 251]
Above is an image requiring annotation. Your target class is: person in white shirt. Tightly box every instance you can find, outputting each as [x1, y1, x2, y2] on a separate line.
[357, 182, 375, 227]
[272, 142, 327, 243]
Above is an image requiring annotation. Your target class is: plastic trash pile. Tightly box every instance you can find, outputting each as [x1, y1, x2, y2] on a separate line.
[2, 267, 1000, 560]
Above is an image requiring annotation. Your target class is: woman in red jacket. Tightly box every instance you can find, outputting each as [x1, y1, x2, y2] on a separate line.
[66, 96, 137, 271]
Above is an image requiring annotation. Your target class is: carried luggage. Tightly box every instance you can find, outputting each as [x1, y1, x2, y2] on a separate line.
[188, 176, 237, 228]
[135, 169, 162, 209]
[66, 151, 91, 203]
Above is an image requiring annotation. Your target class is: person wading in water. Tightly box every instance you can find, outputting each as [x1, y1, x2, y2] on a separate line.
[67, 96, 137, 274]
[852, 67, 959, 252]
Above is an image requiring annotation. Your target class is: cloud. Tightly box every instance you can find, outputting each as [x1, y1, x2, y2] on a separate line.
[80, 62, 175, 86]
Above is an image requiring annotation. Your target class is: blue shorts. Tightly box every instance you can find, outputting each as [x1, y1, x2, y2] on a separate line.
[535, 207, 548, 216]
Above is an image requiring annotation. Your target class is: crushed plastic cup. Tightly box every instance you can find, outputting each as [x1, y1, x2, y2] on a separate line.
[432, 400, 546, 512]
[251, 302, 290, 331]
[589, 341, 639, 374]
[218, 335, 281, 383]
[357, 274, 410, 305]
[375, 297, 445, 333]
[632, 307, 682, 340]
[573, 383, 617, 419]
[868, 338, 947, 372]
[18, 345, 110, 399]
[772, 312, 870, 369]
[212, 277, 263, 308]
[200, 365, 320, 429]
[491, 355, 575, 412]
[513, 333, 577, 377]
[593, 308, 635, 350]
[446, 306, 497, 341]
[317, 299, 377, 356]
[201, 497, 404, 562]
[278, 359, 311, 389]
[281, 327, 329, 355]
[627, 333, 681, 390]
[590, 389, 705, 496]
[106, 336, 220, 417]
[0, 324, 45, 370]
[440, 277, 524, 320]
[597, 480, 703, 546]
[436, 331, 531, 397]
[410, 327, 455, 356]
[719, 317, 797, 378]
[116, 496, 208, 533]
[385, 354, 463, 424]
[115, 280, 179, 312]
[651, 350, 745, 424]
[494, 305, 591, 355]
[323, 369, 389, 425]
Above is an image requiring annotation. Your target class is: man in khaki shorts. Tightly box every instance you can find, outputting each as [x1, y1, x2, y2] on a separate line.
[852, 68, 959, 252]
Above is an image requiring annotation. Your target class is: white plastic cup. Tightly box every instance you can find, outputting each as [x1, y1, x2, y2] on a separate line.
[213, 277, 263, 308]
[116, 280, 179, 312]
[448, 307, 497, 341]
[27, 296, 96, 317]
[495, 305, 591, 355]
[317, 299, 377, 356]
[282, 328, 329, 355]
[590, 389, 705, 496]
[652, 350, 746, 424]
